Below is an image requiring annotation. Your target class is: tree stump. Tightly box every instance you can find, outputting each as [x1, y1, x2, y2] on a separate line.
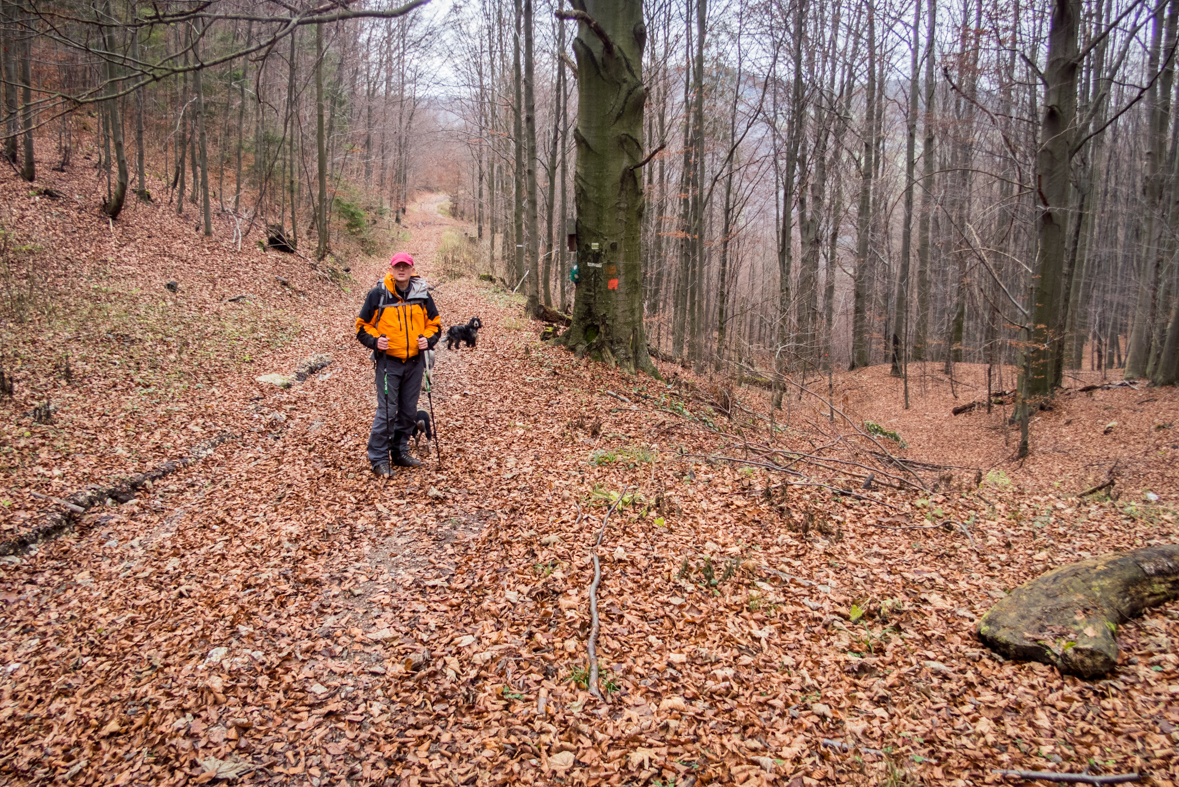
[266, 224, 296, 253]
[534, 302, 571, 326]
[977, 545, 1179, 677]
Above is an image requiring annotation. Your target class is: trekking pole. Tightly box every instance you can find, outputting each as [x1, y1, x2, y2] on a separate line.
[380, 337, 392, 472]
[420, 336, 441, 466]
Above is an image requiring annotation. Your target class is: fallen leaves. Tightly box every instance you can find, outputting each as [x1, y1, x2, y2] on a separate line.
[197, 756, 256, 781]
[0, 187, 1177, 787]
[548, 750, 575, 771]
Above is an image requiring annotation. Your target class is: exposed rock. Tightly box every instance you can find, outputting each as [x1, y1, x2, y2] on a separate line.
[255, 374, 292, 389]
[977, 545, 1179, 677]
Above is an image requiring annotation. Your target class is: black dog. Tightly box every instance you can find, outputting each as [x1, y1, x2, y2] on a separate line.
[446, 316, 482, 350]
[411, 409, 432, 448]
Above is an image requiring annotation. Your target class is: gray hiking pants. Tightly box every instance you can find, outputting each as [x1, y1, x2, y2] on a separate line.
[367, 353, 424, 465]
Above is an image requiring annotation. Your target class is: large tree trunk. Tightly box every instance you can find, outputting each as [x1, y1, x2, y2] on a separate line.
[315, 22, 329, 260]
[850, 6, 875, 370]
[714, 29, 743, 372]
[18, 10, 32, 182]
[823, 51, 852, 370]
[943, 0, 981, 376]
[686, 0, 706, 368]
[890, 0, 920, 380]
[671, 3, 692, 361]
[913, 0, 935, 364]
[978, 545, 1179, 677]
[234, 22, 251, 213]
[557, 7, 570, 311]
[287, 29, 298, 251]
[192, 23, 212, 236]
[2, 0, 16, 165]
[512, 0, 525, 285]
[524, 0, 541, 315]
[100, 0, 128, 219]
[1126, 0, 1179, 378]
[487, 0, 498, 271]
[1157, 282, 1179, 384]
[773, 0, 805, 402]
[556, 0, 654, 376]
[174, 47, 188, 213]
[542, 6, 562, 311]
[1024, 0, 1080, 400]
[132, 27, 146, 196]
[645, 19, 667, 331]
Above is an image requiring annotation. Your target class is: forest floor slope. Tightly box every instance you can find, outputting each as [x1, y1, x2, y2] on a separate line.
[0, 172, 1177, 786]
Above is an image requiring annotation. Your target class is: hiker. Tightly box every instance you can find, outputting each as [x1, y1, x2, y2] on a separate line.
[355, 252, 441, 476]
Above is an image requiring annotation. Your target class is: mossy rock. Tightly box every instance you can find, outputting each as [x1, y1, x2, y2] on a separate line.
[977, 545, 1179, 677]
[256, 373, 293, 389]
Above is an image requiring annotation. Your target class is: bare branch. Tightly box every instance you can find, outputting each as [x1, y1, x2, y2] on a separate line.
[555, 9, 613, 56]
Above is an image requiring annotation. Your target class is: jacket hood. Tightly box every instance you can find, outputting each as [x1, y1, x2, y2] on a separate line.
[383, 273, 429, 300]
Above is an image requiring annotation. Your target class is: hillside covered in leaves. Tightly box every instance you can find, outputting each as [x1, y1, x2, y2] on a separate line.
[1, 167, 1178, 786]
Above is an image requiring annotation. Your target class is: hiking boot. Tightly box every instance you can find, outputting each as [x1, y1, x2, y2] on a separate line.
[371, 461, 394, 477]
[392, 451, 422, 468]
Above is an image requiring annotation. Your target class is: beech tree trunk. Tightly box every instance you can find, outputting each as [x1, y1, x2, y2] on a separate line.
[671, 6, 692, 361]
[1157, 288, 1179, 384]
[512, 0, 525, 285]
[18, 10, 32, 182]
[287, 29, 298, 251]
[850, 6, 875, 370]
[523, 0, 541, 315]
[1024, 0, 1080, 400]
[913, 0, 935, 363]
[1, 0, 16, 165]
[890, 0, 920, 385]
[557, 7, 570, 311]
[100, 0, 128, 219]
[542, 5, 562, 310]
[315, 22, 329, 260]
[192, 23, 211, 236]
[132, 28, 145, 196]
[1126, 0, 1179, 378]
[556, 0, 655, 375]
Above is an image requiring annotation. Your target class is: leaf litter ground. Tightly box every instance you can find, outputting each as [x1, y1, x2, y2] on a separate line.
[0, 177, 1177, 786]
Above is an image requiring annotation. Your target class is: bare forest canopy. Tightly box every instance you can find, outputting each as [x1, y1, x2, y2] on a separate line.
[2, 0, 1179, 391]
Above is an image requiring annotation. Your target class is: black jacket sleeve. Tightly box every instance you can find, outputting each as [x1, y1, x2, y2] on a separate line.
[424, 293, 441, 350]
[356, 287, 382, 351]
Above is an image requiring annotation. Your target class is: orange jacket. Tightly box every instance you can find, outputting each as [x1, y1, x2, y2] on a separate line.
[355, 274, 441, 361]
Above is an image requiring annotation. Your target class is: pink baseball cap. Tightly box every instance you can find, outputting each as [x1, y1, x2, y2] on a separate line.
[390, 252, 415, 267]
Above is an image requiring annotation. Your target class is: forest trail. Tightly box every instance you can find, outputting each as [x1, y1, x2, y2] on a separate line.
[1, 193, 1179, 786]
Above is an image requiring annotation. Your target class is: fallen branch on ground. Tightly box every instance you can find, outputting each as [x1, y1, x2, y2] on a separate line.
[1078, 460, 1119, 498]
[770, 375, 930, 491]
[952, 390, 1015, 416]
[586, 488, 627, 701]
[777, 480, 907, 511]
[2, 433, 238, 557]
[863, 518, 979, 549]
[28, 491, 85, 513]
[866, 450, 980, 474]
[821, 738, 884, 757]
[683, 453, 905, 510]
[740, 438, 919, 491]
[992, 770, 1140, 785]
[1072, 381, 1137, 394]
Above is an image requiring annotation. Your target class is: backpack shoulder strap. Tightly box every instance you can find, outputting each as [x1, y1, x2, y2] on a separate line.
[372, 283, 395, 330]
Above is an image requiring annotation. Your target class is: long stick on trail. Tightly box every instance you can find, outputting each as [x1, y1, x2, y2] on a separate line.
[586, 487, 627, 701]
[992, 771, 1140, 785]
